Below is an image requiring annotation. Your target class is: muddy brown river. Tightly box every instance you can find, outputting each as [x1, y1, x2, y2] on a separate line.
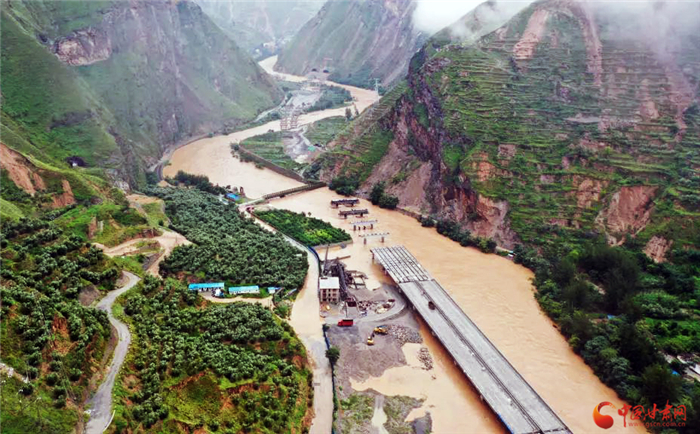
[166, 59, 645, 433]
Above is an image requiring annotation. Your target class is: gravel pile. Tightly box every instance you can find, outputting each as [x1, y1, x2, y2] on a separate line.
[387, 324, 422, 345]
[418, 347, 433, 370]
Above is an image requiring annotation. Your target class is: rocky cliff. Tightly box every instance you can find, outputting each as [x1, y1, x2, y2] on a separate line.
[1, 0, 281, 186]
[321, 0, 700, 253]
[275, 0, 426, 88]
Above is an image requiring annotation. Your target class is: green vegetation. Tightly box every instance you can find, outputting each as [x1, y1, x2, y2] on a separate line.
[307, 85, 352, 112]
[52, 201, 150, 247]
[424, 217, 497, 253]
[239, 131, 304, 172]
[147, 187, 308, 290]
[2, 0, 281, 186]
[369, 182, 399, 210]
[323, 6, 700, 421]
[0, 217, 119, 432]
[340, 393, 373, 433]
[171, 171, 227, 195]
[516, 241, 700, 427]
[255, 209, 351, 246]
[383, 396, 423, 434]
[319, 82, 406, 184]
[305, 116, 348, 147]
[113, 276, 312, 432]
[326, 347, 340, 366]
[328, 176, 360, 196]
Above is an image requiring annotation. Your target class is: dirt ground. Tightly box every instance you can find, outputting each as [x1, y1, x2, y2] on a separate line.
[78, 285, 102, 307]
[327, 308, 432, 434]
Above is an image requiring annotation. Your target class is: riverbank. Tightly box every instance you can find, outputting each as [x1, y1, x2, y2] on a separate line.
[163, 60, 644, 433]
[163, 57, 377, 197]
[269, 188, 646, 434]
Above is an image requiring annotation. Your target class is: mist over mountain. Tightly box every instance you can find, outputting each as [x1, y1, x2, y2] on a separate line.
[276, 0, 426, 88]
[321, 0, 700, 252]
[195, 0, 322, 58]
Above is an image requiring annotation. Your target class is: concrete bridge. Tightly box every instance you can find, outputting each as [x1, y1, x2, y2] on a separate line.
[371, 246, 571, 434]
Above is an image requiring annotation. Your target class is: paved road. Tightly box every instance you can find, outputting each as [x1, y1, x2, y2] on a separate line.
[85, 272, 140, 434]
[246, 207, 334, 434]
[290, 247, 334, 434]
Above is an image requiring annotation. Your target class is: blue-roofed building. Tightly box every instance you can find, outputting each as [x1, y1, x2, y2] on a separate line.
[229, 285, 260, 295]
[267, 287, 281, 294]
[188, 282, 225, 291]
[226, 193, 240, 202]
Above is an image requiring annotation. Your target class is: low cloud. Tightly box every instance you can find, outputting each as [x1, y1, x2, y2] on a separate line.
[412, 0, 531, 35]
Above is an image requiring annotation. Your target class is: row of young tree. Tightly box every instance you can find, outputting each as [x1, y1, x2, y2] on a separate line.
[515, 241, 700, 430]
[115, 276, 312, 432]
[165, 171, 228, 195]
[420, 216, 498, 253]
[0, 217, 119, 432]
[146, 187, 308, 289]
[255, 209, 351, 246]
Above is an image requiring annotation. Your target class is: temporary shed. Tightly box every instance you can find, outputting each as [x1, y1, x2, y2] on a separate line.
[229, 285, 260, 295]
[267, 287, 281, 294]
[188, 282, 225, 291]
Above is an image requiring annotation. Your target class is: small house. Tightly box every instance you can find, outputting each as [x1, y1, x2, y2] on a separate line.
[319, 277, 340, 303]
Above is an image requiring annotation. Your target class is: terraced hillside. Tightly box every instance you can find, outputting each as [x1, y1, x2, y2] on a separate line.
[1, 0, 281, 186]
[322, 0, 700, 254]
[276, 0, 425, 88]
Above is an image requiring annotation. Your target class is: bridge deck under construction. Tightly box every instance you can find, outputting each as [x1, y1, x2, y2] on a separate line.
[371, 246, 570, 434]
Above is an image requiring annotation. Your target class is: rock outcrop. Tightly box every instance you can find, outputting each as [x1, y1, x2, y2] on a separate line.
[54, 28, 111, 66]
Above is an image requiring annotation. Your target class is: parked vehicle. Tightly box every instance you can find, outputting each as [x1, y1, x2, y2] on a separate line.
[337, 318, 354, 327]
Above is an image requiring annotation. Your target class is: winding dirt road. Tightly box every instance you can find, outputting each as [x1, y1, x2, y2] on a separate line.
[85, 272, 140, 434]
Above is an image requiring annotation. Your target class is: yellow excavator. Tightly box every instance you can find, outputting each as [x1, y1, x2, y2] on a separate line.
[374, 325, 388, 335]
[367, 333, 375, 346]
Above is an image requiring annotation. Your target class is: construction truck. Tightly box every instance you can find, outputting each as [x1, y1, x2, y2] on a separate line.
[374, 325, 388, 335]
[367, 335, 375, 346]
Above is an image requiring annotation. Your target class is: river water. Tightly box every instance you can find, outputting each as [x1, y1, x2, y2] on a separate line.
[165, 59, 645, 433]
[163, 56, 378, 198]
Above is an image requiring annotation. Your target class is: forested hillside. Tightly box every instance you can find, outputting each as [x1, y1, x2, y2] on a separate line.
[1, 0, 281, 187]
[320, 0, 700, 419]
[112, 276, 312, 432]
[0, 217, 120, 432]
[147, 187, 308, 291]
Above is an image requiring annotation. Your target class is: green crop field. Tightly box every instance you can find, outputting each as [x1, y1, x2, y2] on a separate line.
[255, 209, 351, 246]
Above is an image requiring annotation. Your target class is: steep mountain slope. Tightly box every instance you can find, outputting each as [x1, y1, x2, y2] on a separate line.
[322, 0, 700, 253]
[1, 0, 281, 186]
[275, 0, 425, 88]
[430, 0, 525, 47]
[195, 0, 322, 58]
